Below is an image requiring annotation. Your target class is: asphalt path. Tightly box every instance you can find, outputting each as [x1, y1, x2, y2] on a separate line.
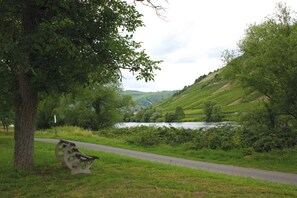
[35, 138, 297, 185]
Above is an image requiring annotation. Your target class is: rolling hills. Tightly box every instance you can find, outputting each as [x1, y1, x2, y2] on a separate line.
[123, 90, 177, 110]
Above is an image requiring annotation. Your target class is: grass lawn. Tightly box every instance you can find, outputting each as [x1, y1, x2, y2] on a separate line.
[34, 126, 297, 174]
[1, 135, 297, 197]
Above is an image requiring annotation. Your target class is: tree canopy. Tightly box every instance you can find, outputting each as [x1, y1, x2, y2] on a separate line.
[225, 3, 297, 120]
[37, 83, 134, 130]
[0, 0, 161, 169]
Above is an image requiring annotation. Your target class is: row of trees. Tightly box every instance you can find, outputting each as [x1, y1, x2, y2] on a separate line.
[126, 107, 163, 122]
[124, 106, 186, 122]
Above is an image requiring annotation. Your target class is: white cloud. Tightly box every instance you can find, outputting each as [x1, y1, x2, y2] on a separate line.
[122, 0, 297, 92]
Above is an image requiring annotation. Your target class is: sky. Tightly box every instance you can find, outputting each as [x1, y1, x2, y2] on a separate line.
[121, 0, 297, 92]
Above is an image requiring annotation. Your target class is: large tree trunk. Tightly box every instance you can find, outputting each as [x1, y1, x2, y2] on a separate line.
[14, 69, 38, 169]
[14, 0, 38, 169]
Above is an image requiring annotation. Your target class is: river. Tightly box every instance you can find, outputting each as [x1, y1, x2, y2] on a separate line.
[115, 122, 230, 129]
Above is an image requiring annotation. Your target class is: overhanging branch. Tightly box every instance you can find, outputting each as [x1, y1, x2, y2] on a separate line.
[133, 0, 168, 19]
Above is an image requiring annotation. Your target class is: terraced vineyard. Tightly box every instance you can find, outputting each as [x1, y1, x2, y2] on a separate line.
[155, 70, 263, 121]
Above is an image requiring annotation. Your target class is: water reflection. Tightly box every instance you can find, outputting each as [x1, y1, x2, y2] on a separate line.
[115, 122, 231, 129]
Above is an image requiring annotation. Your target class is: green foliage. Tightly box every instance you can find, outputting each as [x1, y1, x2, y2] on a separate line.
[123, 90, 176, 110]
[0, 0, 161, 94]
[36, 83, 134, 130]
[36, 93, 60, 129]
[0, 65, 15, 131]
[164, 112, 176, 122]
[0, 0, 161, 168]
[203, 101, 222, 122]
[240, 105, 297, 152]
[2, 137, 297, 197]
[127, 127, 161, 146]
[155, 4, 297, 124]
[191, 125, 241, 151]
[94, 122, 297, 153]
[163, 107, 185, 122]
[128, 107, 163, 122]
[194, 74, 207, 84]
[234, 3, 297, 120]
[175, 107, 185, 120]
[155, 70, 257, 121]
[219, 3, 297, 152]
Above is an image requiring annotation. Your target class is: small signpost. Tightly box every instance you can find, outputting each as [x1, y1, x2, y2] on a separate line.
[54, 115, 57, 136]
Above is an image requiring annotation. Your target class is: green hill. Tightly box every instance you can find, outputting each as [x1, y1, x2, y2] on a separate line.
[155, 69, 262, 121]
[123, 90, 177, 110]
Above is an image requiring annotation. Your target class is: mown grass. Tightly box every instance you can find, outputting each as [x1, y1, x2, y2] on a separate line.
[1, 135, 297, 197]
[32, 126, 297, 174]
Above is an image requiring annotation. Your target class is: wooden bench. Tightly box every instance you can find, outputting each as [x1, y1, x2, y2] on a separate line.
[55, 139, 99, 175]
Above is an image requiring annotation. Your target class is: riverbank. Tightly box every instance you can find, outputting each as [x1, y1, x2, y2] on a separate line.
[34, 126, 297, 174]
[36, 138, 297, 185]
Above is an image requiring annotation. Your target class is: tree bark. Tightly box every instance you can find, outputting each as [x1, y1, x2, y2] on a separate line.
[14, 69, 38, 169]
[13, 0, 38, 169]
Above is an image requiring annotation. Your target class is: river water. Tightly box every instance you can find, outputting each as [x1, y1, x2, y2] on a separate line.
[115, 122, 230, 129]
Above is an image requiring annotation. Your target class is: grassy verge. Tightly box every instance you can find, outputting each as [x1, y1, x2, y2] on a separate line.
[1, 136, 297, 197]
[32, 126, 297, 174]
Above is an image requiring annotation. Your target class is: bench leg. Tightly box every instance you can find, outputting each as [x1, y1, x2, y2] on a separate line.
[55, 141, 68, 164]
[63, 144, 95, 175]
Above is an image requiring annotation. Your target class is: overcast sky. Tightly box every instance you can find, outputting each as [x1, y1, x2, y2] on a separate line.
[121, 0, 297, 92]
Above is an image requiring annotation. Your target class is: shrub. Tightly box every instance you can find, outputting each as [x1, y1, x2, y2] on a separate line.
[127, 127, 161, 146]
[239, 106, 297, 152]
[252, 135, 282, 152]
[242, 148, 253, 156]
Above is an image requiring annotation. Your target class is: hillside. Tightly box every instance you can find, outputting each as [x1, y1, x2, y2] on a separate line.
[123, 90, 177, 110]
[155, 69, 262, 121]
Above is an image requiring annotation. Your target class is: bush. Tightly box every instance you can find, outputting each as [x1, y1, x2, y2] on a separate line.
[164, 113, 177, 122]
[191, 124, 239, 151]
[239, 106, 297, 152]
[127, 127, 161, 146]
[242, 148, 253, 156]
[252, 135, 282, 152]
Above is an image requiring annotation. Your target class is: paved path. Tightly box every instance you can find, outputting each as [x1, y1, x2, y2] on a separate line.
[35, 138, 297, 185]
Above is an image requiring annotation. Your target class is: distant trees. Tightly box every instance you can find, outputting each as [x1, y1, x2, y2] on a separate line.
[175, 107, 185, 120]
[165, 107, 185, 122]
[0, 67, 14, 132]
[203, 101, 222, 122]
[37, 84, 134, 130]
[164, 113, 176, 122]
[194, 74, 207, 84]
[126, 106, 185, 123]
[128, 107, 163, 122]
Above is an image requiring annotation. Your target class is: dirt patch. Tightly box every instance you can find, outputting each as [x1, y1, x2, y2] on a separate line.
[213, 82, 232, 94]
[228, 98, 242, 106]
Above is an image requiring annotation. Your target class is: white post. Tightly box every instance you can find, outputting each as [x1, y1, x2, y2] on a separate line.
[54, 115, 57, 136]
